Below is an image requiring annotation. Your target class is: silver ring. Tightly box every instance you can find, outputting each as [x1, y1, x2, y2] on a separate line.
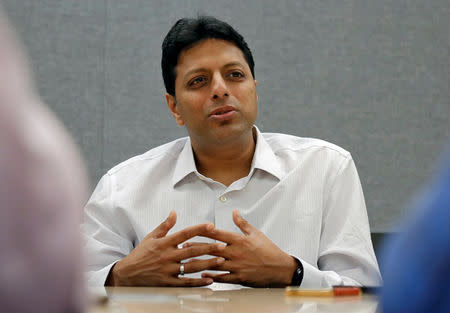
[179, 263, 185, 276]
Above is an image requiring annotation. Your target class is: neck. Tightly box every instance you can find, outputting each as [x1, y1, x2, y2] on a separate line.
[191, 129, 256, 186]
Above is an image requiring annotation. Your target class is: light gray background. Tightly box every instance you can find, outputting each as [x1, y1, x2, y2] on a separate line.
[2, 0, 449, 232]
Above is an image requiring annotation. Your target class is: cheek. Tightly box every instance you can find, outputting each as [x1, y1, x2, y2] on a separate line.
[238, 85, 258, 109]
[177, 93, 207, 117]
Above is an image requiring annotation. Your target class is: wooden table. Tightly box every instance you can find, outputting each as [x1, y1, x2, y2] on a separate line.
[89, 287, 380, 313]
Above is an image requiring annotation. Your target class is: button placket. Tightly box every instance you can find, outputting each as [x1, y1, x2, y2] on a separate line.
[216, 193, 235, 232]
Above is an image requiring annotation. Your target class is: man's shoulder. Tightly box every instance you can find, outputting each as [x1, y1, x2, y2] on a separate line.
[106, 137, 189, 176]
[261, 132, 351, 158]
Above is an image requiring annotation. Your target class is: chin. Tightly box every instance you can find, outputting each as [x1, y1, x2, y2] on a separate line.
[210, 123, 253, 143]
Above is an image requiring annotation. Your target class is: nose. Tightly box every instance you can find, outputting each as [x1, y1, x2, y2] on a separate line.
[211, 73, 229, 100]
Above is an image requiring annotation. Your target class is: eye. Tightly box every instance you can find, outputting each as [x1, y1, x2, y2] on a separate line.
[188, 76, 208, 88]
[228, 71, 245, 80]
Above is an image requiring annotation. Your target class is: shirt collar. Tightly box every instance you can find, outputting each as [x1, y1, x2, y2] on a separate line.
[171, 137, 198, 187]
[171, 126, 286, 187]
[251, 126, 285, 181]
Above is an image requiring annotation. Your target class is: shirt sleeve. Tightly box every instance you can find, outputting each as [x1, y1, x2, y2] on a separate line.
[299, 155, 382, 288]
[82, 173, 134, 286]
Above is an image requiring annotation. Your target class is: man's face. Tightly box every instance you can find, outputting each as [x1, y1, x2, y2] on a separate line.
[166, 39, 258, 147]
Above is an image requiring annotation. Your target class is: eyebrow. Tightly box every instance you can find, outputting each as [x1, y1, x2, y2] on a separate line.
[184, 68, 208, 78]
[184, 62, 246, 78]
[223, 62, 246, 69]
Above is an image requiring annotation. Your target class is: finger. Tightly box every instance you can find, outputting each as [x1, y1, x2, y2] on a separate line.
[173, 243, 226, 261]
[164, 223, 215, 246]
[179, 257, 225, 274]
[181, 242, 212, 248]
[176, 277, 214, 287]
[205, 260, 237, 272]
[233, 210, 254, 235]
[164, 276, 213, 287]
[202, 228, 242, 244]
[146, 211, 177, 239]
[180, 242, 232, 260]
[201, 272, 239, 284]
[181, 242, 228, 250]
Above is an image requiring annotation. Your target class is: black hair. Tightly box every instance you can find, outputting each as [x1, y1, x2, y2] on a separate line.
[161, 16, 255, 96]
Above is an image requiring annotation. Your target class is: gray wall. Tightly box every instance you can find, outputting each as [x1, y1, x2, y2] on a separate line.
[3, 0, 449, 232]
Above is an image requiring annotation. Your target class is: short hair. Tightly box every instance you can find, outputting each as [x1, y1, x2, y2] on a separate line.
[161, 16, 255, 96]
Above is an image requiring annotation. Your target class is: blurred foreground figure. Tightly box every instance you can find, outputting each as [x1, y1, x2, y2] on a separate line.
[380, 145, 450, 313]
[0, 8, 88, 313]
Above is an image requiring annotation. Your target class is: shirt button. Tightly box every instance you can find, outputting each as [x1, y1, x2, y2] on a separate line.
[219, 196, 227, 202]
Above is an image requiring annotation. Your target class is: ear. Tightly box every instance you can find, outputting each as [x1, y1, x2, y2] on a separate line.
[254, 80, 259, 102]
[166, 93, 184, 126]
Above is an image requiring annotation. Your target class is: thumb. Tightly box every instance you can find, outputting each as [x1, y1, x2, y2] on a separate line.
[233, 210, 253, 236]
[147, 210, 177, 239]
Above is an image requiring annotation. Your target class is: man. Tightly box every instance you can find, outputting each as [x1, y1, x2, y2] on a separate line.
[83, 16, 381, 288]
[0, 7, 88, 313]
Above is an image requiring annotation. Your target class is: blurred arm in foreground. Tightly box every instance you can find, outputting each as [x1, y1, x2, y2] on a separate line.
[380, 144, 450, 313]
[0, 7, 88, 313]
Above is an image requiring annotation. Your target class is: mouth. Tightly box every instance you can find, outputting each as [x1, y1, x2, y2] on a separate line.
[209, 105, 236, 117]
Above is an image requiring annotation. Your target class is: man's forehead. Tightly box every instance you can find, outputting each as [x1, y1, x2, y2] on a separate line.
[176, 39, 248, 74]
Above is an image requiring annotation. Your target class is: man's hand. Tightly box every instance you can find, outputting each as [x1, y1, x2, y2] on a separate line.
[186, 210, 297, 287]
[106, 211, 225, 287]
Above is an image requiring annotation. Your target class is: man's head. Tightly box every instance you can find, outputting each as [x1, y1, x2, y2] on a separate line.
[161, 16, 258, 148]
[162, 16, 255, 97]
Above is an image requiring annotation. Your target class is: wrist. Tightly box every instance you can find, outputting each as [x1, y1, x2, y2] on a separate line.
[105, 262, 122, 286]
[289, 256, 304, 286]
[280, 255, 299, 286]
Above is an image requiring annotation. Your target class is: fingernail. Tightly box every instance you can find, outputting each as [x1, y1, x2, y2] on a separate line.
[206, 279, 213, 284]
[217, 257, 225, 264]
[216, 243, 226, 250]
[206, 223, 214, 231]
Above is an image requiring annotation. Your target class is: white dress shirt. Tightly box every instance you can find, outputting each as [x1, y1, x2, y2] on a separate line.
[83, 127, 381, 289]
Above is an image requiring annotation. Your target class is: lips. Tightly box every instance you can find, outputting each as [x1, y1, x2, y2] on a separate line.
[209, 105, 236, 116]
